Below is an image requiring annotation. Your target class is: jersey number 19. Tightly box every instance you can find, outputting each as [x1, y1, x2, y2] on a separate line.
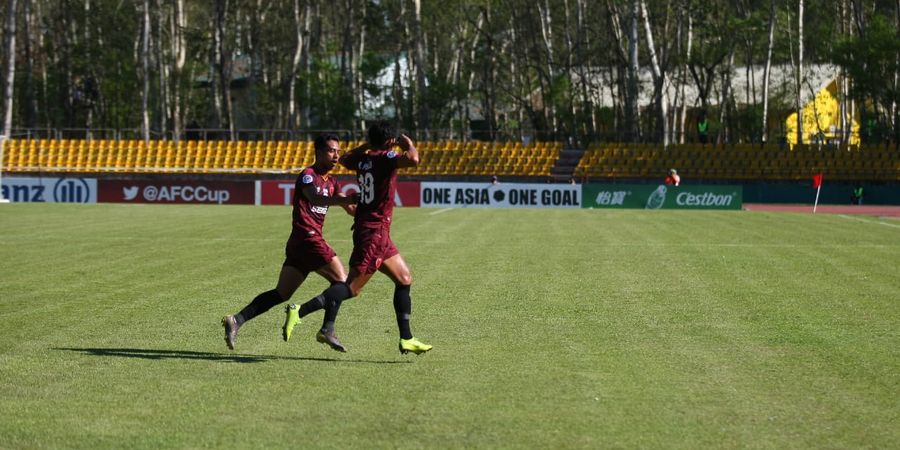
[358, 172, 375, 205]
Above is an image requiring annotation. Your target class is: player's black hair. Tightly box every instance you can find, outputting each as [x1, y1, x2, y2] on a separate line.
[313, 133, 341, 153]
[367, 120, 398, 148]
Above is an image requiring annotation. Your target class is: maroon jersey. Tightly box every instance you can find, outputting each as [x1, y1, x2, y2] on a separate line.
[343, 149, 399, 224]
[291, 166, 338, 236]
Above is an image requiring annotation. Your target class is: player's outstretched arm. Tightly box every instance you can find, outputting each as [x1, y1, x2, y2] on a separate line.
[395, 134, 419, 168]
[301, 185, 359, 207]
[337, 193, 357, 216]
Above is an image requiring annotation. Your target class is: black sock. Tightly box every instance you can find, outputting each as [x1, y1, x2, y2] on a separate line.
[297, 293, 326, 318]
[393, 284, 413, 340]
[320, 282, 353, 332]
[235, 289, 283, 326]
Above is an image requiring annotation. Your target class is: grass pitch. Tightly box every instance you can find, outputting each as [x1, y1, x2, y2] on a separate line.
[1, 203, 898, 449]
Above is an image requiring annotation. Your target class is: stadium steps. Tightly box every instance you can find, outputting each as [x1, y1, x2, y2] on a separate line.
[550, 148, 584, 181]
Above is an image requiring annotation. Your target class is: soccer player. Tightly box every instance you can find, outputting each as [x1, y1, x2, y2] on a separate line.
[221, 133, 357, 350]
[283, 120, 432, 355]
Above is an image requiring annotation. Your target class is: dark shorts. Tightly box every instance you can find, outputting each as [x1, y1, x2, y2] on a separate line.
[349, 222, 399, 275]
[284, 234, 337, 274]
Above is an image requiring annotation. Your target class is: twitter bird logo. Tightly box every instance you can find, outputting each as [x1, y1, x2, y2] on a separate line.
[123, 186, 139, 200]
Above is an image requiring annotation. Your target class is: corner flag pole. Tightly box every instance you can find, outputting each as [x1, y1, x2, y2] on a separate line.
[812, 172, 823, 214]
[813, 182, 821, 214]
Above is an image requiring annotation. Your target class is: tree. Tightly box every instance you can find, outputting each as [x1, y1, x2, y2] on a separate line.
[834, 14, 900, 144]
[2, 0, 18, 136]
[761, 0, 776, 144]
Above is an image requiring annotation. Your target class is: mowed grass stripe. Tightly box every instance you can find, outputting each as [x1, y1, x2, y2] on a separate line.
[0, 203, 897, 449]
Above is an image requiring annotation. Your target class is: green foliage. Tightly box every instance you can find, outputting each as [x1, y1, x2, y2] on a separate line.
[4, 0, 899, 142]
[302, 57, 356, 130]
[833, 15, 900, 114]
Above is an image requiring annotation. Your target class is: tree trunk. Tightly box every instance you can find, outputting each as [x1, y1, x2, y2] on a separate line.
[626, 0, 640, 142]
[23, 0, 35, 128]
[171, 0, 186, 142]
[795, 0, 804, 144]
[155, 0, 167, 137]
[211, 4, 223, 129]
[464, 11, 484, 140]
[288, 0, 304, 130]
[718, 49, 735, 144]
[537, 0, 556, 135]
[575, 0, 594, 140]
[762, 0, 776, 144]
[83, 0, 92, 131]
[892, 0, 899, 144]
[2, 0, 18, 136]
[678, 11, 692, 144]
[413, 0, 431, 137]
[300, 0, 311, 131]
[356, 2, 367, 133]
[340, 0, 354, 130]
[214, 0, 235, 139]
[640, 0, 668, 147]
[140, 0, 151, 142]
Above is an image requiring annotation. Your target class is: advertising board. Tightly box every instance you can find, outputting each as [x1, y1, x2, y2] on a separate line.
[258, 180, 421, 207]
[2, 176, 97, 203]
[99, 180, 254, 205]
[582, 184, 742, 210]
[420, 182, 581, 209]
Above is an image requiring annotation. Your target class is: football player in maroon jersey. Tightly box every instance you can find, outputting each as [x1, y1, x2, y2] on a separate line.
[287, 120, 432, 354]
[221, 134, 357, 350]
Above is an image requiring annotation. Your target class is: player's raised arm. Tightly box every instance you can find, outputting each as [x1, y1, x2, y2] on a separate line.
[300, 184, 358, 207]
[339, 142, 370, 170]
[395, 134, 419, 168]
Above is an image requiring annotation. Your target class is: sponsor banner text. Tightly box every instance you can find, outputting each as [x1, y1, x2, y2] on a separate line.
[2, 176, 97, 203]
[582, 184, 743, 210]
[99, 180, 254, 204]
[420, 182, 580, 208]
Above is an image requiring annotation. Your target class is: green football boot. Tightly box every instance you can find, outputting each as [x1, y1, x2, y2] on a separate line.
[399, 337, 432, 355]
[282, 304, 301, 342]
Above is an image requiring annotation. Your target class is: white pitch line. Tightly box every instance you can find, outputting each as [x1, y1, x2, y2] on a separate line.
[837, 214, 900, 229]
[428, 207, 454, 215]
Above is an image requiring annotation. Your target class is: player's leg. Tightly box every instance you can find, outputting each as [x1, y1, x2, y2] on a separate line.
[312, 224, 384, 350]
[223, 265, 307, 350]
[309, 268, 375, 352]
[283, 256, 347, 341]
[379, 253, 432, 355]
[321, 268, 374, 329]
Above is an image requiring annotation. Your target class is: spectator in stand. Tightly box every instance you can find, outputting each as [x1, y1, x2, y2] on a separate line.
[697, 111, 709, 144]
[490, 175, 499, 185]
[665, 169, 681, 186]
[851, 185, 864, 205]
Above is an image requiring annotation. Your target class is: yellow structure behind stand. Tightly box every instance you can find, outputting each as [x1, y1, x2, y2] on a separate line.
[785, 80, 860, 146]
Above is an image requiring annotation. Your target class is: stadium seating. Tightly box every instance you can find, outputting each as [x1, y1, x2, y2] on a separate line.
[2, 138, 898, 181]
[573, 142, 899, 182]
[1, 138, 561, 178]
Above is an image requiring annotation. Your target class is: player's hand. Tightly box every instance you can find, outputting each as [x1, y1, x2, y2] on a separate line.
[397, 134, 414, 151]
